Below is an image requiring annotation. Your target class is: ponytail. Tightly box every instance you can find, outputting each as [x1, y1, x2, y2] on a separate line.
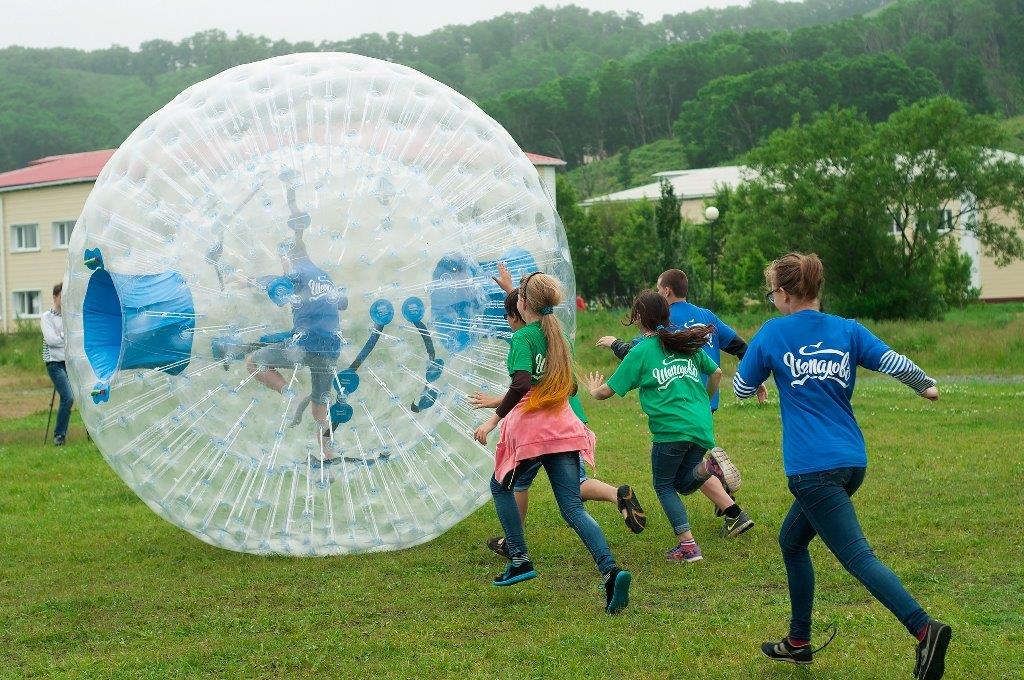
[519, 273, 575, 411]
[625, 290, 711, 356]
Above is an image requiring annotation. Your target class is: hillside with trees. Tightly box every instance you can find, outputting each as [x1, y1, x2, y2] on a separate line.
[0, 0, 894, 172]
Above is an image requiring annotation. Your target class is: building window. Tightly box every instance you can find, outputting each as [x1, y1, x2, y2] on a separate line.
[10, 223, 39, 251]
[13, 290, 42, 318]
[52, 220, 75, 249]
[917, 208, 955, 233]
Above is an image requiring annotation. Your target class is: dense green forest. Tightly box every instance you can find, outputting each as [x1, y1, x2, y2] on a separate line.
[2, 0, 1022, 191]
[1, 0, 893, 172]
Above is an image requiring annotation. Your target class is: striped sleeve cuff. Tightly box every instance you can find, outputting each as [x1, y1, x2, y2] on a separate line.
[733, 373, 758, 399]
[877, 350, 936, 394]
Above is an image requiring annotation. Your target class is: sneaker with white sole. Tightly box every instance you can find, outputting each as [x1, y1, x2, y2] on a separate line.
[721, 510, 754, 538]
[666, 541, 703, 563]
[705, 447, 742, 494]
[915, 620, 951, 680]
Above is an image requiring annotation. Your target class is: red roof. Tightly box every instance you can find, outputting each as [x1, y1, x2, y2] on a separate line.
[0, 149, 115, 191]
[0, 148, 564, 192]
[524, 152, 566, 166]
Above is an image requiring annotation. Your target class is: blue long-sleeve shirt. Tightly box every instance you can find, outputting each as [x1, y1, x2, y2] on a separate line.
[733, 309, 935, 476]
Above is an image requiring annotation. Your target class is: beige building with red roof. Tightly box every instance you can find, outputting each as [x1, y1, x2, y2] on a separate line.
[0, 149, 565, 331]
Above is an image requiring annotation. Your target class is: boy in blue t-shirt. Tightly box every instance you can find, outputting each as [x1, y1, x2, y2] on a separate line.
[733, 252, 949, 679]
[598, 268, 766, 409]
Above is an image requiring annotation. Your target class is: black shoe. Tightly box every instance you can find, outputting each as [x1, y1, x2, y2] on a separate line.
[492, 558, 536, 587]
[603, 567, 631, 614]
[486, 536, 510, 559]
[53, 435, 66, 447]
[761, 626, 836, 666]
[915, 620, 951, 680]
[761, 638, 814, 665]
[616, 485, 646, 534]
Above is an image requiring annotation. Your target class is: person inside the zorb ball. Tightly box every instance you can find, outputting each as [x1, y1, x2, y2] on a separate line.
[229, 201, 346, 464]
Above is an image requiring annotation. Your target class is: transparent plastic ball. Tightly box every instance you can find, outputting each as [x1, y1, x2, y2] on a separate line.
[62, 53, 576, 556]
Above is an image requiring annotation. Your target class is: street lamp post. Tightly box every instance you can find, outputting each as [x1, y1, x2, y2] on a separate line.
[704, 205, 719, 310]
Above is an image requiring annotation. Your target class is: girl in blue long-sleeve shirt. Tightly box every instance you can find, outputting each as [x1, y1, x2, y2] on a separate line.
[734, 252, 950, 680]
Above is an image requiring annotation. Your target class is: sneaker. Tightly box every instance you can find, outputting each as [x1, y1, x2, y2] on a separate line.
[761, 625, 837, 666]
[761, 638, 814, 665]
[492, 558, 537, 586]
[616, 485, 646, 534]
[705, 447, 742, 494]
[721, 510, 755, 538]
[53, 435, 66, 447]
[915, 620, 952, 679]
[486, 536, 510, 559]
[666, 541, 703, 563]
[603, 567, 631, 614]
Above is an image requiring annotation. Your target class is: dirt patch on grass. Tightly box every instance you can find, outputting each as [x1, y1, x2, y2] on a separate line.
[0, 372, 54, 420]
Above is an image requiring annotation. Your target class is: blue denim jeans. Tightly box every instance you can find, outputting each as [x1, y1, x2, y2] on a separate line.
[781, 467, 929, 640]
[651, 441, 710, 535]
[511, 454, 588, 492]
[46, 361, 74, 439]
[491, 452, 617, 575]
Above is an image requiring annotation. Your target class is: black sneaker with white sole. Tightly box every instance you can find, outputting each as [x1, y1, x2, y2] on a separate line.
[915, 620, 951, 680]
[761, 626, 837, 666]
[761, 638, 814, 665]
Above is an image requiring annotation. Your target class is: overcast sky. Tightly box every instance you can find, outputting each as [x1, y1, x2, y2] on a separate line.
[0, 0, 749, 50]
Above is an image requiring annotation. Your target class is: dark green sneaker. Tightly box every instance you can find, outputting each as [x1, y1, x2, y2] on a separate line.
[603, 567, 631, 614]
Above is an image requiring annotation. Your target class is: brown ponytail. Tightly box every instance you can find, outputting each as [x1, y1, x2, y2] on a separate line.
[765, 252, 824, 302]
[624, 291, 712, 356]
[519, 273, 575, 411]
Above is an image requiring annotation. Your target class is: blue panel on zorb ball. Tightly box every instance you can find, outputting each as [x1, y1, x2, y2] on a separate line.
[60, 52, 576, 556]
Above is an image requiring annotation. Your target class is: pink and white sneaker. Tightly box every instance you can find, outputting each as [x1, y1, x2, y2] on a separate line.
[666, 541, 703, 563]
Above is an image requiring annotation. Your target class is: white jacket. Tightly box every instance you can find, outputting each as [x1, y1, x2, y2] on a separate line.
[41, 309, 65, 362]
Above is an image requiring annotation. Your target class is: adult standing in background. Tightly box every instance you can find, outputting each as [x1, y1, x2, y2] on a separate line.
[42, 282, 73, 446]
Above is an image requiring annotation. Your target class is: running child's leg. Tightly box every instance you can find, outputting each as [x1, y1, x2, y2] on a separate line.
[543, 452, 631, 614]
[778, 497, 817, 644]
[542, 453, 616, 574]
[791, 467, 930, 638]
[580, 479, 617, 502]
[490, 476, 528, 556]
[651, 442, 695, 541]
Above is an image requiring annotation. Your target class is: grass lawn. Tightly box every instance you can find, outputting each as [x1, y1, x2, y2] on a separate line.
[1, 305, 1023, 678]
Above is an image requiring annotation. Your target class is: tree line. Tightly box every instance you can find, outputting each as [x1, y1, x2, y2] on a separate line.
[0, 0, 892, 172]
[561, 97, 1024, 320]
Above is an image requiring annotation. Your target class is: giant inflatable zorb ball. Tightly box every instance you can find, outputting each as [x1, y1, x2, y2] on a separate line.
[62, 53, 576, 556]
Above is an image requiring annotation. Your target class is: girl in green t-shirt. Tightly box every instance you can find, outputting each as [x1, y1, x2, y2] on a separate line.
[584, 291, 751, 563]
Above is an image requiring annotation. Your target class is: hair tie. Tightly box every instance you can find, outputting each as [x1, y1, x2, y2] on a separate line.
[539, 306, 554, 315]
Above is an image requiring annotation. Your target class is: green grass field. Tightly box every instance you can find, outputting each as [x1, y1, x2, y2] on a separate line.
[1, 305, 1023, 678]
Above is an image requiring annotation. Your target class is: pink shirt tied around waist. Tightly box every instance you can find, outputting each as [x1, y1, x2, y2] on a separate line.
[493, 391, 596, 485]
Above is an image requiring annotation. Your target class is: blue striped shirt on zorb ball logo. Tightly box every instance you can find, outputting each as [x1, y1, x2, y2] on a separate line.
[732, 310, 935, 476]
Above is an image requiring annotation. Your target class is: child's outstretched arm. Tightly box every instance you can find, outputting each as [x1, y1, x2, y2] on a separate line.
[596, 336, 633, 360]
[706, 367, 723, 399]
[492, 262, 515, 294]
[473, 370, 531, 444]
[855, 323, 939, 401]
[583, 371, 614, 400]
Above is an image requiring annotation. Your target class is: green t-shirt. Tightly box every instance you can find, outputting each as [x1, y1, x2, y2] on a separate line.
[506, 321, 588, 423]
[606, 336, 717, 446]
